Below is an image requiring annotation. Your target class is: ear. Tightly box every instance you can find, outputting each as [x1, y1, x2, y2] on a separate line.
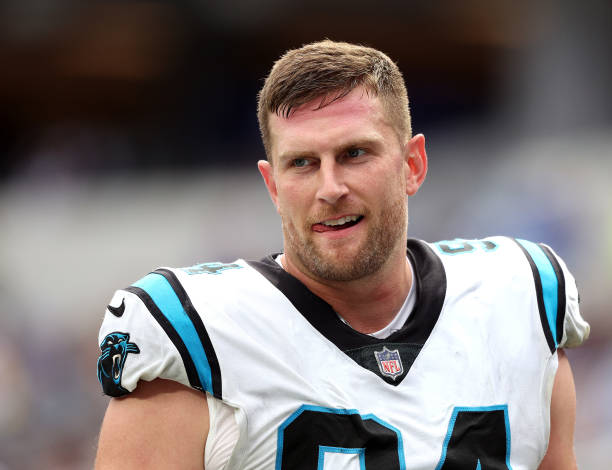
[257, 160, 279, 211]
[404, 134, 428, 196]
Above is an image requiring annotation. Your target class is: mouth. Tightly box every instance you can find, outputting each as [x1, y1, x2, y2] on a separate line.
[112, 354, 122, 380]
[312, 214, 364, 233]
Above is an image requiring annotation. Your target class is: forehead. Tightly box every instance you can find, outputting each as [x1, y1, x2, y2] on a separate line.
[268, 88, 395, 160]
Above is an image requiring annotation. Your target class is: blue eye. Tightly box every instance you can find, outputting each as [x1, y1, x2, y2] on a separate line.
[347, 148, 365, 158]
[293, 158, 309, 167]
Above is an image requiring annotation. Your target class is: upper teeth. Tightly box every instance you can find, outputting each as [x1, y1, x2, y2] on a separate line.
[322, 215, 360, 226]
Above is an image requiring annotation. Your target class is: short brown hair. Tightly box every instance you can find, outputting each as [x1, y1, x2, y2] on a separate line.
[257, 39, 412, 159]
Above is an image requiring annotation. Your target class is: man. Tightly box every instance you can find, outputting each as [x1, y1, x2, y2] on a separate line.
[95, 40, 589, 469]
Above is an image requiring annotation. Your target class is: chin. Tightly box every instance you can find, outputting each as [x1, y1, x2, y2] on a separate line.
[308, 246, 389, 282]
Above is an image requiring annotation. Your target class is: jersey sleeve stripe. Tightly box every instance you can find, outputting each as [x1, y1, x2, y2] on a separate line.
[537, 244, 567, 347]
[154, 268, 223, 400]
[513, 239, 560, 353]
[124, 285, 204, 391]
[131, 272, 218, 397]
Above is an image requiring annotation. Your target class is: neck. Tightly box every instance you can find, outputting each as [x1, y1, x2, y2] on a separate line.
[281, 249, 412, 334]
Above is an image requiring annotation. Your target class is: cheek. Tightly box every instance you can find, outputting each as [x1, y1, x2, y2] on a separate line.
[277, 182, 308, 217]
[365, 162, 405, 197]
[389, 157, 409, 194]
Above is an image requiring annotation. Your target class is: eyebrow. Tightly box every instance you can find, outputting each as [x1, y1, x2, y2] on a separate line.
[276, 136, 385, 164]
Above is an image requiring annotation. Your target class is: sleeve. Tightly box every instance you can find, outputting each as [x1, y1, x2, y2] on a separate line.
[513, 238, 590, 353]
[97, 288, 191, 397]
[546, 246, 590, 348]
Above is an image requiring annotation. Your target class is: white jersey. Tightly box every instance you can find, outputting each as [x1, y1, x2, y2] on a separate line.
[97, 237, 589, 469]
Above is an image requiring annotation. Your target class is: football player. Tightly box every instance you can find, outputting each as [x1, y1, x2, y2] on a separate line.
[95, 40, 589, 469]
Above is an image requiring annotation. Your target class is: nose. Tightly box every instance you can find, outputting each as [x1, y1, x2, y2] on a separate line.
[315, 160, 348, 205]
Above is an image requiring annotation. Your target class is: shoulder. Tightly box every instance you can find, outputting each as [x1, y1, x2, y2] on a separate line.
[423, 236, 589, 351]
[429, 236, 531, 264]
[131, 260, 252, 298]
[427, 236, 568, 282]
[97, 259, 262, 400]
[423, 237, 532, 291]
[127, 262, 240, 307]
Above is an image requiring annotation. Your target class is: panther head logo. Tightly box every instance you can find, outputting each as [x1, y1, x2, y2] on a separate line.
[97, 332, 140, 397]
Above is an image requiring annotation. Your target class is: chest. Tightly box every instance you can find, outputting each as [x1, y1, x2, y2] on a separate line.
[209, 299, 552, 470]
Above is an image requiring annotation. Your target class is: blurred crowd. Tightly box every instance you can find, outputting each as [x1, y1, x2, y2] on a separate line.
[1, 1, 610, 468]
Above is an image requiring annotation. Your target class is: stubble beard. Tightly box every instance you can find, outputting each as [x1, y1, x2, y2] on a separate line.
[281, 197, 408, 282]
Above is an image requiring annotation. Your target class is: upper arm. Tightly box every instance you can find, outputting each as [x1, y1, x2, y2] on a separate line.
[95, 378, 209, 470]
[538, 349, 577, 470]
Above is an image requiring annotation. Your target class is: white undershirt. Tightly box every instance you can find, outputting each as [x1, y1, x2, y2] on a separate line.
[274, 255, 416, 339]
[366, 258, 415, 338]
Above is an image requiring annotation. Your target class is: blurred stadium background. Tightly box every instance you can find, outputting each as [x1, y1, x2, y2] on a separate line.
[0, 1, 610, 468]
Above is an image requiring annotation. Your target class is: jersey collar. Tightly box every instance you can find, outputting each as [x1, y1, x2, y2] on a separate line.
[247, 238, 446, 351]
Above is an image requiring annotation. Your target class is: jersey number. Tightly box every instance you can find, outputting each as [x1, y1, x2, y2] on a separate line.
[276, 405, 511, 470]
[436, 239, 498, 255]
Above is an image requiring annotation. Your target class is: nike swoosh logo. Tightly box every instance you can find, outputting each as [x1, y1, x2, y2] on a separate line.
[107, 298, 126, 317]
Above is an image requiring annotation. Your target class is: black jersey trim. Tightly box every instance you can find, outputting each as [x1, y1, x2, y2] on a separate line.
[511, 239, 556, 353]
[247, 239, 447, 384]
[125, 285, 204, 392]
[247, 256, 380, 350]
[538, 244, 567, 347]
[153, 269, 223, 399]
[403, 239, 447, 344]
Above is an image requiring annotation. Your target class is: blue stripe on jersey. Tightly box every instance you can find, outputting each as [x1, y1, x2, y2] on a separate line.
[133, 273, 213, 393]
[515, 239, 559, 347]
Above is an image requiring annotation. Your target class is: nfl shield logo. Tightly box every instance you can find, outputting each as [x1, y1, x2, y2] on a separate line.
[374, 346, 403, 380]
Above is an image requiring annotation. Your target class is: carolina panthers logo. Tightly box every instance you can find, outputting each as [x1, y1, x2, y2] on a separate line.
[97, 332, 140, 397]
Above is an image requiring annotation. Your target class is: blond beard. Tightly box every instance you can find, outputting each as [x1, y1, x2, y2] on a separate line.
[281, 197, 408, 282]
